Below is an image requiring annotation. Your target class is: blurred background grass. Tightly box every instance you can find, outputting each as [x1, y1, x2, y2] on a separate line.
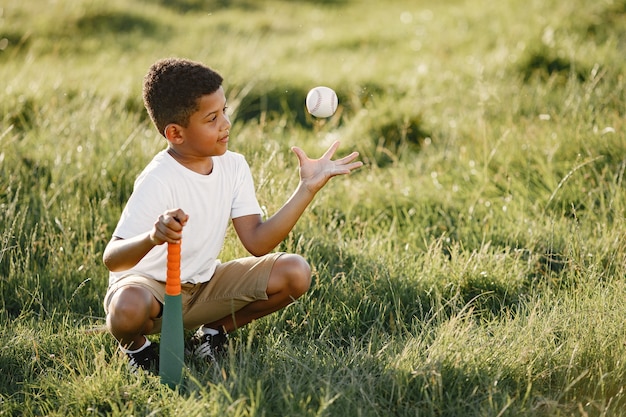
[1, 0, 625, 415]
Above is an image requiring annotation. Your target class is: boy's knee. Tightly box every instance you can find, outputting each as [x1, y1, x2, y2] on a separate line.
[107, 286, 154, 332]
[280, 254, 311, 297]
[267, 254, 311, 300]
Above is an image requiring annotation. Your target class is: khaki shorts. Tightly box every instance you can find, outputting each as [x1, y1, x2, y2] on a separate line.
[104, 252, 284, 333]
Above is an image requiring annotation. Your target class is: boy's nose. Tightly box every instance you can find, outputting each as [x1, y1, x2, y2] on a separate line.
[222, 113, 231, 129]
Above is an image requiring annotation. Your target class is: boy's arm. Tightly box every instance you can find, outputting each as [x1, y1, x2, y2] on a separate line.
[103, 209, 188, 272]
[233, 141, 362, 256]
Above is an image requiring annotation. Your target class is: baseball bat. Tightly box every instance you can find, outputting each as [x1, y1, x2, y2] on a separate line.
[159, 240, 184, 388]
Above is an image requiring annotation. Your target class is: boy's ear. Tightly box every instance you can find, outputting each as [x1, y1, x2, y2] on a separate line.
[164, 124, 184, 144]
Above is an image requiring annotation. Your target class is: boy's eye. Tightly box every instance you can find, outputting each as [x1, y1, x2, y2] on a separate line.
[206, 106, 228, 123]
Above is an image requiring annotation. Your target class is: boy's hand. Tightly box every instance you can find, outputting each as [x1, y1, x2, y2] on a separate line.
[149, 208, 189, 245]
[291, 141, 363, 193]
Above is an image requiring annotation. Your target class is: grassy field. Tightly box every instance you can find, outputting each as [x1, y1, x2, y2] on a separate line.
[1, 0, 625, 415]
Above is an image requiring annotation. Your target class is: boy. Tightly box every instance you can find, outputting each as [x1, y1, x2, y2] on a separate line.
[102, 58, 363, 371]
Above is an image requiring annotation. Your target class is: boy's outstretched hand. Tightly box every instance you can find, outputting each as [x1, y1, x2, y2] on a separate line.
[291, 141, 363, 194]
[231, 141, 362, 256]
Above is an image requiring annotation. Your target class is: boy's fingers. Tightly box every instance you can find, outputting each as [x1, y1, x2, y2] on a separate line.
[150, 224, 170, 246]
[164, 209, 188, 229]
[164, 215, 183, 230]
[321, 140, 340, 159]
[337, 151, 361, 164]
[291, 146, 308, 166]
[343, 161, 364, 172]
[174, 209, 188, 224]
[154, 212, 185, 244]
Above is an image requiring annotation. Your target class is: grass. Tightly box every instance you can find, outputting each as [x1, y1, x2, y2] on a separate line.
[1, 0, 625, 415]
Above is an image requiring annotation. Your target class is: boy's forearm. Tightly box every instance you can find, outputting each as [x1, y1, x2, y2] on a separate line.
[245, 182, 316, 255]
[102, 233, 156, 272]
[272, 180, 316, 230]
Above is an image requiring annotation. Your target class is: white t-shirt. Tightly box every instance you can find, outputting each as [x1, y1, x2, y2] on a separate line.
[108, 150, 262, 286]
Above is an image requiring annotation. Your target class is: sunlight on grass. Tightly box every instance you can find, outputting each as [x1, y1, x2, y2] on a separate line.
[1, 0, 625, 415]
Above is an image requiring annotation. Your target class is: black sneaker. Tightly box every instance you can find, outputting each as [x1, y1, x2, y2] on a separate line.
[126, 342, 159, 373]
[185, 328, 229, 361]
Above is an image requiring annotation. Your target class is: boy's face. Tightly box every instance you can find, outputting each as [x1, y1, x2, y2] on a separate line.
[172, 87, 231, 158]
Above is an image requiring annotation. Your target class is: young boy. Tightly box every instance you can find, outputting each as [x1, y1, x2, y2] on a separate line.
[102, 58, 363, 371]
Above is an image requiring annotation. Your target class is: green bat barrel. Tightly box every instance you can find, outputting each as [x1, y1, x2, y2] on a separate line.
[159, 293, 184, 388]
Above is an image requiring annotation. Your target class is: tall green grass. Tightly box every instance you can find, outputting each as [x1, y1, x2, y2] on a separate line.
[1, 0, 625, 415]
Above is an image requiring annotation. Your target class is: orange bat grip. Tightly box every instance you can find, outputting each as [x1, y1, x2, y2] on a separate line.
[166, 242, 181, 296]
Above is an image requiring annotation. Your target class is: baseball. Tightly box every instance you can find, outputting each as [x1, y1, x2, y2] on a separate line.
[305, 86, 338, 118]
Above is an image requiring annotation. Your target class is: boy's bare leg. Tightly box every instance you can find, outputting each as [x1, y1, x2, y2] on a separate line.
[205, 254, 312, 332]
[106, 286, 162, 349]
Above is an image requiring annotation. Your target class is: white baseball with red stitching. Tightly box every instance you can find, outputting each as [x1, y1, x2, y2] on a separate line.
[306, 86, 338, 118]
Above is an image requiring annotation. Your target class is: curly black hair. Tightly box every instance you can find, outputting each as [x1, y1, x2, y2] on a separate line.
[142, 58, 224, 137]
